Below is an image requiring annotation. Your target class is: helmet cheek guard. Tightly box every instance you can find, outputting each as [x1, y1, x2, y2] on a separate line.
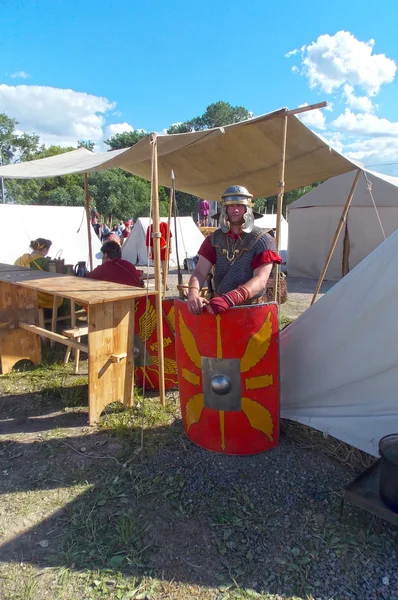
[242, 206, 255, 233]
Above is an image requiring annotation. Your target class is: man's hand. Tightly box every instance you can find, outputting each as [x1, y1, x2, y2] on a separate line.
[188, 295, 209, 314]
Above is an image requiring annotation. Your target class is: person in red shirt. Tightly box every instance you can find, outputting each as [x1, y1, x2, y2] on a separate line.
[146, 222, 172, 290]
[86, 240, 143, 287]
[187, 185, 282, 315]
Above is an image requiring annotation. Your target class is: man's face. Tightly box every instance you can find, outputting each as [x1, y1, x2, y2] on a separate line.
[226, 203, 247, 225]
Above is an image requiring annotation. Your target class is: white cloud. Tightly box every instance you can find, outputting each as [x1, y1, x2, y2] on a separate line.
[297, 103, 326, 130]
[301, 31, 396, 96]
[104, 122, 135, 138]
[343, 84, 375, 113]
[11, 71, 30, 79]
[285, 49, 298, 58]
[332, 109, 398, 137]
[291, 65, 299, 73]
[0, 84, 116, 148]
[343, 136, 398, 172]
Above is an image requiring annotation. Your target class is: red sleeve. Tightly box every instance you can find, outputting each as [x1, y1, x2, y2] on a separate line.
[251, 250, 283, 271]
[198, 235, 216, 265]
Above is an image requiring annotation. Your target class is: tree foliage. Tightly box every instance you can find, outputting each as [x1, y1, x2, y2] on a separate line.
[167, 101, 251, 134]
[104, 130, 148, 150]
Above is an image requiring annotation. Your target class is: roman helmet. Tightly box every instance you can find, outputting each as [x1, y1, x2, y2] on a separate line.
[218, 185, 262, 233]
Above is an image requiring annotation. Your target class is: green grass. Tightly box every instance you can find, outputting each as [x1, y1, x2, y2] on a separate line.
[0, 345, 395, 600]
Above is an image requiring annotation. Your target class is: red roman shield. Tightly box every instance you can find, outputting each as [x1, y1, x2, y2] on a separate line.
[174, 299, 279, 455]
[134, 297, 178, 391]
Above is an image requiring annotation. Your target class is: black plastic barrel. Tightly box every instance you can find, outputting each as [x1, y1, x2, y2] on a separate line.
[379, 433, 398, 512]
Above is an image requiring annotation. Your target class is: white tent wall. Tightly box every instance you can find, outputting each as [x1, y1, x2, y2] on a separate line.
[122, 217, 205, 267]
[280, 228, 398, 456]
[287, 170, 398, 280]
[0, 205, 102, 268]
[287, 207, 345, 279]
[255, 214, 289, 264]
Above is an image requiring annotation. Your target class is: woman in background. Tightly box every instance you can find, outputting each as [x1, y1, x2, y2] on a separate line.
[14, 238, 62, 309]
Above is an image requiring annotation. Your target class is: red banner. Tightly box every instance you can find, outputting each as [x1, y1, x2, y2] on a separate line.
[134, 297, 178, 391]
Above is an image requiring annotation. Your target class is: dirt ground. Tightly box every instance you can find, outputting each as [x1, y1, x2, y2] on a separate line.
[0, 274, 396, 600]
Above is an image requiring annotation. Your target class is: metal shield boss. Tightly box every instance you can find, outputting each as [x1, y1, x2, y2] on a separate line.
[175, 299, 280, 455]
[134, 297, 178, 390]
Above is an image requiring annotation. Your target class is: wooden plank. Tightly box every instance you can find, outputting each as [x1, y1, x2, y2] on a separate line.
[18, 322, 88, 353]
[0, 282, 41, 374]
[0, 264, 158, 306]
[87, 298, 135, 424]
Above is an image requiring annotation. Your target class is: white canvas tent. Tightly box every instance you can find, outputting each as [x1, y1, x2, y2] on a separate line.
[255, 213, 288, 264]
[0, 108, 357, 200]
[287, 169, 398, 280]
[0, 204, 102, 268]
[122, 217, 205, 267]
[280, 227, 398, 456]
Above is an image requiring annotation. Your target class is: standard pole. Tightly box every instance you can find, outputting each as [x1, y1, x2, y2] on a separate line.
[84, 173, 94, 271]
[163, 171, 174, 299]
[150, 134, 166, 407]
[311, 169, 361, 305]
[272, 113, 288, 302]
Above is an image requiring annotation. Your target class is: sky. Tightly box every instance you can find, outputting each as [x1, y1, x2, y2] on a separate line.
[1, 0, 398, 174]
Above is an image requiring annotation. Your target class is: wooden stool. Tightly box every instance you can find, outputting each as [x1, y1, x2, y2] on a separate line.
[63, 325, 88, 373]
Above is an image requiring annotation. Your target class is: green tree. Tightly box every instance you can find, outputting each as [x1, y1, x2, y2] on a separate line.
[104, 130, 148, 150]
[167, 101, 251, 134]
[77, 140, 95, 152]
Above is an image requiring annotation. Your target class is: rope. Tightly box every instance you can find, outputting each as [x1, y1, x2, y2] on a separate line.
[362, 171, 387, 240]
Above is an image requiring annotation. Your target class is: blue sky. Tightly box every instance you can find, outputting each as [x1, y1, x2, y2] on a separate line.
[1, 0, 398, 173]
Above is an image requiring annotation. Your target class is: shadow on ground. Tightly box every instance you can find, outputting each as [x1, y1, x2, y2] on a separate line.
[0, 383, 397, 600]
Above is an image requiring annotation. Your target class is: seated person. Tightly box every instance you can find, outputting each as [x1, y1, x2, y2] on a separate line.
[87, 240, 144, 287]
[14, 238, 62, 309]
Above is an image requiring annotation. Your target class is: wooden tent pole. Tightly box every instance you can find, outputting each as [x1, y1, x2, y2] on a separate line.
[163, 171, 174, 299]
[311, 168, 361, 305]
[150, 134, 166, 406]
[84, 173, 93, 271]
[273, 113, 288, 302]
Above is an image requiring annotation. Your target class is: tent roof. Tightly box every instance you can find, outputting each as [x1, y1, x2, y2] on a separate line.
[0, 107, 357, 200]
[289, 168, 398, 210]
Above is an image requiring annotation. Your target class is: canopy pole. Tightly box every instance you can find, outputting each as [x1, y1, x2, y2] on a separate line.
[84, 173, 93, 271]
[150, 134, 166, 406]
[272, 113, 288, 302]
[163, 171, 174, 299]
[311, 168, 362, 305]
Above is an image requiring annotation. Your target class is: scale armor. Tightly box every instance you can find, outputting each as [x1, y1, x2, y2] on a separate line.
[210, 226, 276, 297]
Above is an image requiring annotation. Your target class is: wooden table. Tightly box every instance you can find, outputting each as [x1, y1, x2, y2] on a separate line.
[0, 263, 157, 424]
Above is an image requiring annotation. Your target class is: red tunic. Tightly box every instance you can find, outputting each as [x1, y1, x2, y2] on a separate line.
[146, 222, 172, 261]
[86, 258, 143, 287]
[198, 231, 282, 271]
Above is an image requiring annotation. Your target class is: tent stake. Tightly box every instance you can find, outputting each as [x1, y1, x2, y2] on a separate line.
[84, 173, 94, 271]
[273, 113, 288, 302]
[150, 134, 166, 406]
[311, 169, 362, 305]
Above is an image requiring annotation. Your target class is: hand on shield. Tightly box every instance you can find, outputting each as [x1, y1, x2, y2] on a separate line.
[187, 295, 209, 315]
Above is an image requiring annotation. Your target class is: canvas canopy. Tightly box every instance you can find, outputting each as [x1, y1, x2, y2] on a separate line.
[0, 108, 357, 200]
[287, 169, 398, 280]
[0, 204, 102, 267]
[280, 227, 398, 456]
[122, 217, 205, 267]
